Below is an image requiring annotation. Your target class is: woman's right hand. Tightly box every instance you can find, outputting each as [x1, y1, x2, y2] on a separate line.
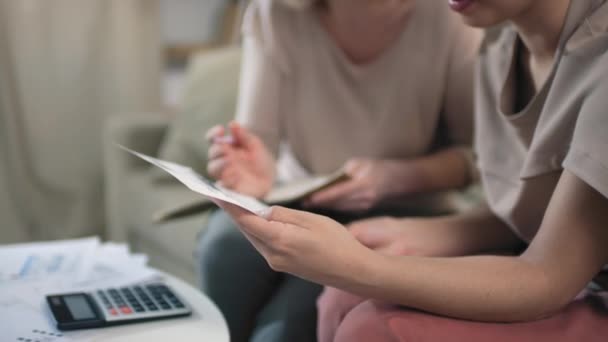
[206, 121, 275, 198]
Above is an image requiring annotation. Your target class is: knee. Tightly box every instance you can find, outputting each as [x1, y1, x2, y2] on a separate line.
[195, 211, 262, 280]
[251, 317, 316, 342]
[333, 300, 406, 342]
[195, 210, 273, 286]
[317, 287, 366, 342]
[196, 211, 245, 264]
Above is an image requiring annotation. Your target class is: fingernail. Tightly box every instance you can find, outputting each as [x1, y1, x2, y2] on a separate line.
[258, 207, 272, 219]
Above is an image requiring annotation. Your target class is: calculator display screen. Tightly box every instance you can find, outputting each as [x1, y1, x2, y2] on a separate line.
[64, 295, 97, 320]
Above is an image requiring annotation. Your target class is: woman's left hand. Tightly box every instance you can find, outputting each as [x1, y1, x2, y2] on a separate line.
[214, 200, 375, 287]
[304, 158, 414, 212]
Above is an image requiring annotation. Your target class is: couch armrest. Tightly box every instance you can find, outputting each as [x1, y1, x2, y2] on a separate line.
[105, 114, 171, 169]
[103, 113, 171, 241]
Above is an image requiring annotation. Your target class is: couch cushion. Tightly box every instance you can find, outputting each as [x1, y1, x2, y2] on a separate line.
[156, 46, 242, 178]
[130, 212, 211, 286]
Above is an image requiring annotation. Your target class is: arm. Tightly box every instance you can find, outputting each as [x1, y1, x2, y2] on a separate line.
[378, 147, 473, 198]
[234, 36, 283, 158]
[343, 171, 608, 322]
[205, 5, 288, 197]
[216, 170, 608, 322]
[305, 148, 473, 211]
[349, 205, 525, 257]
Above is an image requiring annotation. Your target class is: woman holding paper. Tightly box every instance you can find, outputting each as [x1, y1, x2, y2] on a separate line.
[213, 0, 608, 340]
[197, 0, 482, 341]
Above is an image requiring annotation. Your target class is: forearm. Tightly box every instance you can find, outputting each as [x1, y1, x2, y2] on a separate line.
[340, 171, 608, 323]
[426, 206, 525, 256]
[383, 147, 472, 197]
[344, 252, 568, 323]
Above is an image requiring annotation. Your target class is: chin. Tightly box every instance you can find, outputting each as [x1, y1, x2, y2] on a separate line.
[460, 15, 500, 28]
[457, 8, 507, 28]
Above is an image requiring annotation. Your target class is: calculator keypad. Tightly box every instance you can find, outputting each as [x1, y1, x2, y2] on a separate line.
[93, 283, 190, 322]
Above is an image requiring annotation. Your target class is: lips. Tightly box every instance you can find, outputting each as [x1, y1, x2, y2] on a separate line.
[448, 0, 474, 12]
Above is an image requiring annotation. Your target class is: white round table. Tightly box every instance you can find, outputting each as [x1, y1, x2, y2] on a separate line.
[70, 273, 230, 342]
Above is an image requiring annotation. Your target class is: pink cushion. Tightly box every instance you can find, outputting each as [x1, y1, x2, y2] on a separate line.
[331, 291, 608, 342]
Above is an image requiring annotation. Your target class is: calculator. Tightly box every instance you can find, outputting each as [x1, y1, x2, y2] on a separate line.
[46, 283, 192, 330]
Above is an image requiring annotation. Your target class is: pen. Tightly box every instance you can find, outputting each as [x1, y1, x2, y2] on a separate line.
[213, 134, 236, 145]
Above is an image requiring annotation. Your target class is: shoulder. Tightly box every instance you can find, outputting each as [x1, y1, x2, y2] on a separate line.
[242, 0, 311, 71]
[562, 1, 608, 105]
[562, 2, 608, 198]
[565, 0, 608, 52]
[242, 0, 308, 51]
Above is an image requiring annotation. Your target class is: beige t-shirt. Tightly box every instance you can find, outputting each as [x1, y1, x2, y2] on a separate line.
[476, 0, 608, 242]
[236, 0, 482, 185]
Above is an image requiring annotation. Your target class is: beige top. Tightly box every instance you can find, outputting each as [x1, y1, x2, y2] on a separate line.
[476, 0, 608, 242]
[236, 0, 482, 183]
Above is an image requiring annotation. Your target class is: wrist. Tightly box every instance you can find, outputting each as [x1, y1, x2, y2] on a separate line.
[378, 159, 422, 198]
[334, 245, 387, 295]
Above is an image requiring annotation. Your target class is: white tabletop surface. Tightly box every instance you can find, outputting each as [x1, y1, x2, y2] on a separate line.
[67, 273, 230, 342]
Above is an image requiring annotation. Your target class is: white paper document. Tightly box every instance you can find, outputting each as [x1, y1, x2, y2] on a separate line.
[0, 297, 73, 342]
[118, 145, 269, 214]
[0, 237, 100, 283]
[0, 238, 160, 342]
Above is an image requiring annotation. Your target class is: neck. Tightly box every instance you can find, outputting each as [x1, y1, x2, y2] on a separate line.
[320, 1, 412, 64]
[512, 0, 571, 62]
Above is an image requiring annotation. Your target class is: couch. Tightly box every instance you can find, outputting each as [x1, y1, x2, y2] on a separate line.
[104, 46, 242, 285]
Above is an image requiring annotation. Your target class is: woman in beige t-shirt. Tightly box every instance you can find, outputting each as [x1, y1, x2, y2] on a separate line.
[198, 0, 481, 341]
[215, 0, 608, 340]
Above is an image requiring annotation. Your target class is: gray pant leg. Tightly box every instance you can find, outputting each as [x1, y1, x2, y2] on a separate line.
[251, 275, 323, 342]
[195, 210, 280, 342]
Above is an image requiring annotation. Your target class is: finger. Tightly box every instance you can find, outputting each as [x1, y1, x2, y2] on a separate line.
[343, 159, 364, 176]
[261, 206, 333, 230]
[217, 168, 240, 189]
[375, 244, 402, 256]
[307, 180, 361, 207]
[262, 205, 328, 229]
[207, 158, 229, 179]
[217, 200, 285, 242]
[205, 125, 225, 142]
[351, 224, 389, 249]
[208, 143, 231, 160]
[239, 229, 272, 257]
[228, 121, 259, 148]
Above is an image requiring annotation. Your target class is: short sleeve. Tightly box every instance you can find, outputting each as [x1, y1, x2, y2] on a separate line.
[563, 54, 608, 199]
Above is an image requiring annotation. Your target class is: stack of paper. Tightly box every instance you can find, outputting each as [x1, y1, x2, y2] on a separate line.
[0, 237, 159, 341]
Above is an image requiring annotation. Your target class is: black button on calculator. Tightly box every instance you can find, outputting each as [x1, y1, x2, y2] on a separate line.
[47, 282, 192, 330]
